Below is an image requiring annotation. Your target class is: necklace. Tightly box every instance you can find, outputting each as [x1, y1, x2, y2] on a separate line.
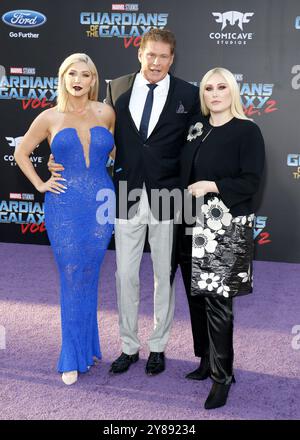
[202, 127, 213, 142]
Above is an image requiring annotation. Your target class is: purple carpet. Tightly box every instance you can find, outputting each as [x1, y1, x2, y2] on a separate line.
[0, 242, 299, 420]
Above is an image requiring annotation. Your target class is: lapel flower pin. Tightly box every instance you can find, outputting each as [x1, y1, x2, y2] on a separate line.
[187, 122, 203, 141]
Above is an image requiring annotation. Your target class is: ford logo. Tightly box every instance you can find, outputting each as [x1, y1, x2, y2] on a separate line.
[2, 10, 47, 28]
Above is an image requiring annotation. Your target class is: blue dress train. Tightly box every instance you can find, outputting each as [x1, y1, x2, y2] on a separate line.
[44, 126, 115, 373]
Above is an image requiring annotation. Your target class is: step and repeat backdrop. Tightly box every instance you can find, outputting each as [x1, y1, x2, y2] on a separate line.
[0, 0, 299, 262]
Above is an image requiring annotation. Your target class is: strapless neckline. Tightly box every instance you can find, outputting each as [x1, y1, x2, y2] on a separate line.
[50, 126, 113, 169]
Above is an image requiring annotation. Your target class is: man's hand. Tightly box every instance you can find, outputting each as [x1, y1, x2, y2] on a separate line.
[188, 181, 219, 198]
[48, 154, 64, 177]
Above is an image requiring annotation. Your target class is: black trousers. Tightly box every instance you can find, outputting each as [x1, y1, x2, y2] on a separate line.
[178, 229, 234, 384]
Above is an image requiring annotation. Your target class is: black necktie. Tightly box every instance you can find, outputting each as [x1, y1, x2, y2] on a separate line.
[139, 83, 158, 141]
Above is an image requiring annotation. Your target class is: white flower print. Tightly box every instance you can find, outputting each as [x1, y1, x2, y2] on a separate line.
[232, 214, 255, 226]
[217, 284, 230, 298]
[238, 265, 251, 283]
[201, 197, 232, 231]
[187, 122, 203, 141]
[192, 227, 217, 258]
[248, 214, 255, 227]
[198, 272, 220, 292]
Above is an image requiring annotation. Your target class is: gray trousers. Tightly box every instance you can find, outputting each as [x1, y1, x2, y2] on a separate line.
[114, 187, 175, 354]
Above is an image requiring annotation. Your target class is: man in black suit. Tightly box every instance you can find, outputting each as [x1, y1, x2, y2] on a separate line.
[106, 29, 200, 375]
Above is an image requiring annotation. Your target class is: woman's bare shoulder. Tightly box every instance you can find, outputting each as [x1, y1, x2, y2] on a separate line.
[36, 106, 61, 124]
[92, 101, 114, 116]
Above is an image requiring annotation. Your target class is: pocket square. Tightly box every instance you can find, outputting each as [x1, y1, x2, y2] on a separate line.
[176, 101, 187, 114]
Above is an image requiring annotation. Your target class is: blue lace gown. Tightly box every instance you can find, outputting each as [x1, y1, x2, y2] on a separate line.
[44, 126, 115, 373]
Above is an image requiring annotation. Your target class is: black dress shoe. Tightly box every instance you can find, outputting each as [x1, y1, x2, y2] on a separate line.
[145, 352, 165, 375]
[109, 352, 139, 374]
[204, 376, 236, 410]
[185, 356, 210, 381]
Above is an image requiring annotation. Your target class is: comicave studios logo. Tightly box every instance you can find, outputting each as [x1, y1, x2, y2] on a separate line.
[209, 11, 254, 45]
[3, 136, 43, 168]
[2, 10, 47, 39]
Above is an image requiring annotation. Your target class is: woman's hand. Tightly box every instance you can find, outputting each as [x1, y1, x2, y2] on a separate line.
[188, 180, 219, 198]
[48, 154, 64, 177]
[36, 176, 67, 194]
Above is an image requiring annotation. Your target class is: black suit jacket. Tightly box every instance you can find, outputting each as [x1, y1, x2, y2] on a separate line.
[170, 115, 265, 284]
[106, 72, 200, 220]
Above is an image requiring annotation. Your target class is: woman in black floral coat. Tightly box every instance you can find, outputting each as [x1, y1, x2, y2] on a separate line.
[175, 67, 265, 409]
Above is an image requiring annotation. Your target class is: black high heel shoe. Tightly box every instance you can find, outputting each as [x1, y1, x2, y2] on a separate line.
[204, 376, 236, 410]
[185, 356, 210, 381]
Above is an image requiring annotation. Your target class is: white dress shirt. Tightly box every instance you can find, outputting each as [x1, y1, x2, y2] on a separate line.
[129, 72, 170, 139]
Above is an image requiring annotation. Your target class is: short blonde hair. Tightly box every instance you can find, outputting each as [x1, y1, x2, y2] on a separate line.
[57, 53, 99, 112]
[200, 67, 249, 120]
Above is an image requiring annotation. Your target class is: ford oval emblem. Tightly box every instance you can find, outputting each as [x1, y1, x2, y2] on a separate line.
[2, 10, 47, 28]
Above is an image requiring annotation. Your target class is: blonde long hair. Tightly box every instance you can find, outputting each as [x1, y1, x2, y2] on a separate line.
[200, 67, 249, 120]
[57, 53, 99, 112]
